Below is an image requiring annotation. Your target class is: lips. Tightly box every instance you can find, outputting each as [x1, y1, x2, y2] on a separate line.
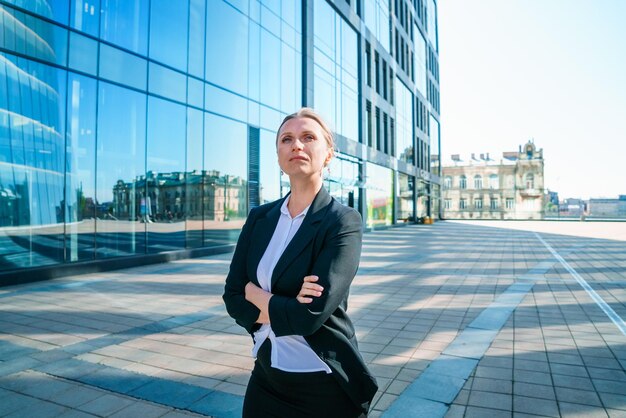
[290, 156, 308, 161]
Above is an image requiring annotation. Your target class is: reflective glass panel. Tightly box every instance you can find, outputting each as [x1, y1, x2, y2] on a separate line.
[100, 0, 149, 54]
[186, 107, 203, 248]
[397, 172, 414, 221]
[1, 7, 68, 66]
[366, 163, 393, 228]
[149, 63, 186, 104]
[65, 72, 97, 262]
[96, 82, 146, 258]
[4, 0, 69, 25]
[71, 0, 100, 36]
[149, 0, 188, 71]
[68, 31, 98, 76]
[206, 1, 248, 96]
[395, 77, 413, 163]
[188, 0, 206, 78]
[99, 44, 147, 91]
[0, 53, 66, 271]
[146, 97, 186, 253]
[259, 130, 280, 205]
[203, 113, 247, 246]
[414, 28, 427, 98]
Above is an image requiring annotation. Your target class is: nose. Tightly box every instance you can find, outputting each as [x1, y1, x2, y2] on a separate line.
[291, 138, 304, 150]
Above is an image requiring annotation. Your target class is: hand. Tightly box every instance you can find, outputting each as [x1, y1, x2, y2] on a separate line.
[296, 275, 324, 304]
[245, 282, 272, 324]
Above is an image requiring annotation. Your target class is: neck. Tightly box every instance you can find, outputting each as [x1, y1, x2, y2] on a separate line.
[286, 175, 323, 217]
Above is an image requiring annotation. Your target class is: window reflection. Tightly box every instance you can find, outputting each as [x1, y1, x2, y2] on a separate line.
[366, 162, 393, 228]
[206, 1, 248, 96]
[71, 0, 100, 36]
[0, 53, 66, 270]
[186, 108, 204, 248]
[146, 97, 186, 253]
[66, 73, 97, 262]
[203, 113, 247, 246]
[260, 130, 280, 204]
[100, 0, 149, 54]
[96, 82, 146, 257]
[397, 173, 414, 221]
[149, 0, 188, 71]
[313, 0, 358, 142]
[324, 152, 361, 212]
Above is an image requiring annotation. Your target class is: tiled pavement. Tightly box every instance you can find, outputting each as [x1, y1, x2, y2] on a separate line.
[0, 220, 625, 417]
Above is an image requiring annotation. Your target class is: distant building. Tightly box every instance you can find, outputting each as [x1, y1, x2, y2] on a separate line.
[588, 195, 626, 218]
[559, 198, 586, 217]
[441, 141, 545, 220]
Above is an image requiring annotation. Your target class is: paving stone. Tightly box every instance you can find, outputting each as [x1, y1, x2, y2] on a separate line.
[467, 390, 512, 411]
[108, 401, 171, 418]
[549, 363, 589, 377]
[472, 377, 512, 394]
[552, 373, 595, 390]
[465, 405, 512, 418]
[513, 382, 556, 400]
[513, 369, 552, 386]
[78, 394, 136, 416]
[555, 386, 603, 406]
[558, 402, 609, 418]
[513, 395, 559, 417]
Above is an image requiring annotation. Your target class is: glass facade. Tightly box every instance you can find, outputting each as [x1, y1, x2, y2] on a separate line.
[0, 0, 440, 279]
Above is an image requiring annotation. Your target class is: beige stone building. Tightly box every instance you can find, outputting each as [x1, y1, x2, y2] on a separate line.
[441, 141, 545, 220]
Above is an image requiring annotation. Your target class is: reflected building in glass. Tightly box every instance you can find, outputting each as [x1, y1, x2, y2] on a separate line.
[0, 0, 440, 283]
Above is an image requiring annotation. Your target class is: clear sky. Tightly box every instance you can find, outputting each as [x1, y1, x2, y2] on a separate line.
[438, 0, 626, 200]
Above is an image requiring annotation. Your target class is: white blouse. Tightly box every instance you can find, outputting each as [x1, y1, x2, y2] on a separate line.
[252, 195, 332, 373]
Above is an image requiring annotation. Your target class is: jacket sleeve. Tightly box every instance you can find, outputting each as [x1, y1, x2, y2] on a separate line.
[222, 207, 261, 334]
[268, 209, 362, 337]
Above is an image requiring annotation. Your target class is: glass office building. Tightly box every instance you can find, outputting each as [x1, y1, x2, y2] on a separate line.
[0, 0, 440, 283]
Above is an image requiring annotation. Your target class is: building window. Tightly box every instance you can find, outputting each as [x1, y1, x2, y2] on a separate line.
[489, 174, 498, 189]
[474, 175, 482, 189]
[444, 176, 452, 189]
[366, 101, 373, 147]
[459, 175, 467, 189]
[525, 173, 535, 189]
[444, 199, 452, 209]
[365, 41, 372, 87]
[490, 198, 498, 210]
[474, 198, 483, 209]
[506, 198, 514, 209]
[459, 199, 467, 209]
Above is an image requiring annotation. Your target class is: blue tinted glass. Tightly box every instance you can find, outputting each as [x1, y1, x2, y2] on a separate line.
[146, 97, 186, 253]
[149, 0, 188, 71]
[280, 44, 297, 112]
[148, 63, 186, 103]
[187, 77, 204, 108]
[66, 72, 97, 262]
[248, 21, 261, 102]
[260, 4, 280, 36]
[188, 0, 206, 78]
[99, 44, 147, 90]
[205, 83, 247, 122]
[0, 53, 66, 270]
[96, 82, 146, 257]
[68, 32, 98, 75]
[206, 1, 248, 95]
[186, 107, 203, 248]
[1, 7, 68, 66]
[259, 130, 280, 204]
[260, 29, 280, 109]
[100, 0, 149, 54]
[5, 0, 69, 24]
[204, 112, 247, 229]
[70, 0, 100, 36]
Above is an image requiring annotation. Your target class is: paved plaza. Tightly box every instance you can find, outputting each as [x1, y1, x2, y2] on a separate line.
[1, 220, 625, 417]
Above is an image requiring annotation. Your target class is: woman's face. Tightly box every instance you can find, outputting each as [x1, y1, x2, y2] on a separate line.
[277, 117, 332, 179]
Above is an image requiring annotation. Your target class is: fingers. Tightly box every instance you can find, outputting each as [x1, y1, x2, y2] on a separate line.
[297, 275, 323, 304]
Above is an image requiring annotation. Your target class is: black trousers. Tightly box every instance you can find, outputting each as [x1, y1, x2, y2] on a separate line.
[243, 340, 367, 418]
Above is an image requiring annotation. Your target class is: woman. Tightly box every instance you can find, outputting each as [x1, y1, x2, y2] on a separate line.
[223, 108, 378, 417]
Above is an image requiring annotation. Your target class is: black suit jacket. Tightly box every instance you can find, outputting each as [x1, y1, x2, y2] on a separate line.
[223, 187, 378, 413]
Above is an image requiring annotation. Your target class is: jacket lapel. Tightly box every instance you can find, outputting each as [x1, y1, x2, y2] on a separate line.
[247, 198, 284, 284]
[270, 187, 332, 289]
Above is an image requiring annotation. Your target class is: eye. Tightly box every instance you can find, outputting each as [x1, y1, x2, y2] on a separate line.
[281, 136, 292, 143]
[303, 134, 315, 143]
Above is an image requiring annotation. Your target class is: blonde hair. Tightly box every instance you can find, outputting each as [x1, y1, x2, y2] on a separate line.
[276, 108, 336, 164]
